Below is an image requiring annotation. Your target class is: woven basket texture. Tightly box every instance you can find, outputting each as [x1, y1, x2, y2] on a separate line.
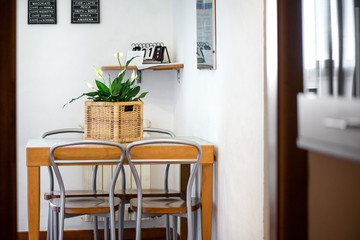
[84, 101, 143, 142]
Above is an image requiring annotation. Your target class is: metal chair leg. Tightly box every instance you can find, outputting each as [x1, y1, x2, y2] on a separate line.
[198, 208, 202, 240]
[193, 211, 197, 240]
[172, 216, 178, 240]
[47, 208, 51, 240]
[104, 217, 109, 240]
[93, 216, 99, 240]
[191, 211, 199, 240]
[187, 212, 194, 240]
[53, 211, 58, 240]
[166, 215, 170, 240]
[119, 202, 125, 240]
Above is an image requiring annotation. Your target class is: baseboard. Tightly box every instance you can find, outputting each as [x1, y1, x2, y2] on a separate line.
[18, 228, 178, 240]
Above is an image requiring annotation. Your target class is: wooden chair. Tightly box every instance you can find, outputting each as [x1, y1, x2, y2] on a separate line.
[126, 139, 202, 240]
[48, 140, 125, 240]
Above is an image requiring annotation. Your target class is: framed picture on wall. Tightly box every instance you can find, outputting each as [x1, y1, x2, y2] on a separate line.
[71, 0, 100, 24]
[196, 0, 216, 70]
[28, 0, 57, 24]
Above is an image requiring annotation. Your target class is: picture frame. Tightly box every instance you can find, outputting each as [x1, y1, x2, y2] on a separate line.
[28, 0, 57, 24]
[71, 0, 100, 24]
[196, 0, 217, 70]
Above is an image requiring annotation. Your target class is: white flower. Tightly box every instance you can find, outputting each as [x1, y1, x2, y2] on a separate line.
[113, 52, 124, 59]
[85, 81, 95, 89]
[94, 66, 103, 79]
[114, 52, 124, 67]
[131, 70, 137, 82]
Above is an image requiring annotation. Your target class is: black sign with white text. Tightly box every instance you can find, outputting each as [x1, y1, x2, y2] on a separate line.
[71, 0, 100, 24]
[28, 0, 57, 24]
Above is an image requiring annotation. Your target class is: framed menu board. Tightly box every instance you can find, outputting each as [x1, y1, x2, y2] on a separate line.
[71, 0, 100, 24]
[28, 0, 57, 24]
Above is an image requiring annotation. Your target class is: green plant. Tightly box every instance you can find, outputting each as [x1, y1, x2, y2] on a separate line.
[64, 53, 148, 108]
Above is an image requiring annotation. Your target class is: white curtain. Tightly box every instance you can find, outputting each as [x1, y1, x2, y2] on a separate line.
[302, 0, 358, 97]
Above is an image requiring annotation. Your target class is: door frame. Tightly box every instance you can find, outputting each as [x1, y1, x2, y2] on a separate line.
[0, 0, 17, 238]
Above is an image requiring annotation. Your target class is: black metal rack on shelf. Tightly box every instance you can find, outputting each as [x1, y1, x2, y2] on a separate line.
[131, 42, 171, 64]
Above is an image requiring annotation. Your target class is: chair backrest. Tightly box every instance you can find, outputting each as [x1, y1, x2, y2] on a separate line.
[42, 128, 85, 192]
[120, 128, 176, 192]
[49, 140, 125, 200]
[42, 128, 84, 138]
[125, 138, 202, 239]
[143, 128, 175, 137]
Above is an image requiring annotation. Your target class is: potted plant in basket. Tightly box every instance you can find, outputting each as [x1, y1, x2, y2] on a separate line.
[64, 52, 148, 142]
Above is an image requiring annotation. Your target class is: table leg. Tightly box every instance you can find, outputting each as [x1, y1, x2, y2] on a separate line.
[28, 166, 40, 240]
[201, 164, 213, 240]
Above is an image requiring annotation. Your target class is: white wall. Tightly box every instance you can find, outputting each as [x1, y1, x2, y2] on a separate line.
[172, 0, 265, 239]
[17, 0, 175, 231]
[17, 0, 266, 237]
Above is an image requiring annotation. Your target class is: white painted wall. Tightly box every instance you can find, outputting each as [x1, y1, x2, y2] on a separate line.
[172, 0, 265, 239]
[17, 0, 266, 238]
[17, 0, 175, 231]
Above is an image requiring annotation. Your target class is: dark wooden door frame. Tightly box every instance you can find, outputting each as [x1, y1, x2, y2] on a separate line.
[277, 1, 308, 240]
[0, 0, 17, 238]
[0, 1, 308, 239]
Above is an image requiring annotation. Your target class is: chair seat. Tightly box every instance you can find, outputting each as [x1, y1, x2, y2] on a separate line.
[49, 197, 121, 214]
[44, 190, 108, 200]
[130, 197, 201, 214]
[117, 188, 181, 200]
[45, 188, 181, 201]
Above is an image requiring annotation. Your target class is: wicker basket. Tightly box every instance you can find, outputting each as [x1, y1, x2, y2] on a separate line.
[84, 101, 143, 142]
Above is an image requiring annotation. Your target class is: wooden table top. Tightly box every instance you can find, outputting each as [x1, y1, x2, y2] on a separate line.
[26, 136, 215, 166]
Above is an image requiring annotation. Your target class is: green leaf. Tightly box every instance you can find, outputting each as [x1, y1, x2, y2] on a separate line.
[117, 70, 126, 84]
[125, 56, 136, 69]
[111, 75, 122, 95]
[112, 81, 122, 96]
[120, 82, 131, 98]
[95, 80, 110, 96]
[133, 91, 148, 101]
[85, 92, 98, 97]
[126, 86, 140, 101]
[108, 74, 113, 95]
[63, 92, 97, 108]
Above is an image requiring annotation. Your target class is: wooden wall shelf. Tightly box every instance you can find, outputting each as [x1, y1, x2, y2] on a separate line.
[101, 63, 184, 83]
[101, 63, 183, 71]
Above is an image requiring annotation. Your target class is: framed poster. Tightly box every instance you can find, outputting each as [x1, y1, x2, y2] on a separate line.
[28, 0, 57, 24]
[196, 0, 216, 69]
[71, 0, 100, 24]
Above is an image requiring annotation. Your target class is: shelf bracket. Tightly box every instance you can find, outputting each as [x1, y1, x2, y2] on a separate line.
[176, 69, 181, 83]
[136, 70, 142, 84]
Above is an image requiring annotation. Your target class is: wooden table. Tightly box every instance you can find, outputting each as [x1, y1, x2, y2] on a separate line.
[26, 137, 214, 240]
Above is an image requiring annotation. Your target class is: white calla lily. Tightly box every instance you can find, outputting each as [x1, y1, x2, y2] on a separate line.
[94, 66, 103, 79]
[113, 52, 124, 58]
[114, 52, 124, 66]
[131, 70, 137, 82]
[86, 81, 96, 89]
